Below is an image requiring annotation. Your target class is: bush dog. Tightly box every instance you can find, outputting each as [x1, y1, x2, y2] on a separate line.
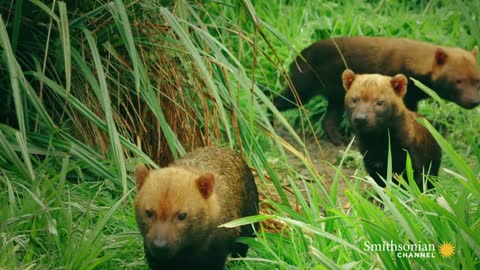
[135, 146, 259, 270]
[274, 36, 480, 145]
[342, 69, 442, 190]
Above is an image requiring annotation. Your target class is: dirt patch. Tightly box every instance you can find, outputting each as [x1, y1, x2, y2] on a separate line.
[255, 127, 369, 231]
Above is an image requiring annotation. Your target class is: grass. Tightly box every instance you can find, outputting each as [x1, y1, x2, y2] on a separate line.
[0, 0, 479, 269]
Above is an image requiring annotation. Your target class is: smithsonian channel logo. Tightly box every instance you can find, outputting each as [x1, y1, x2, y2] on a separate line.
[363, 241, 455, 258]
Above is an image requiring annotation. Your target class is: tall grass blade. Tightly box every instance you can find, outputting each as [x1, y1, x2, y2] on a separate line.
[0, 129, 34, 181]
[58, 2, 71, 96]
[418, 118, 479, 193]
[0, 17, 26, 137]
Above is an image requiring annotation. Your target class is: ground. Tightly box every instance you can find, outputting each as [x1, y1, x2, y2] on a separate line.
[257, 125, 370, 231]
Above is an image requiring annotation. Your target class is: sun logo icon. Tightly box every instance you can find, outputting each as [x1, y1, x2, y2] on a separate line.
[439, 242, 455, 258]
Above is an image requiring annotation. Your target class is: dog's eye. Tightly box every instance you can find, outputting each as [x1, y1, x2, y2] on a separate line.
[178, 212, 187, 221]
[145, 209, 154, 218]
[376, 100, 384, 106]
[351, 97, 358, 103]
[472, 79, 480, 87]
[456, 79, 463, 85]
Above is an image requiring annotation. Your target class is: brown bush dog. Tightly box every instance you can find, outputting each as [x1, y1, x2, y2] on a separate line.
[342, 69, 442, 190]
[134, 146, 259, 270]
[274, 36, 480, 145]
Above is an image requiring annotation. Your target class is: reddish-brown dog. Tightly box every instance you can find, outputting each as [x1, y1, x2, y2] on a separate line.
[135, 146, 259, 270]
[342, 69, 442, 190]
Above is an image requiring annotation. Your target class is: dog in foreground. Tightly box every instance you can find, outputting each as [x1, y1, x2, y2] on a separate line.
[134, 146, 259, 270]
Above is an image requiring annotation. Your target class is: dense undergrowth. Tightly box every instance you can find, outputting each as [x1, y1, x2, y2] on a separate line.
[0, 0, 479, 269]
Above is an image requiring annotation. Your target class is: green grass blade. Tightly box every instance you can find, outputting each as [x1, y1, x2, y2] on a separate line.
[58, 2, 71, 96]
[0, 17, 26, 137]
[418, 118, 479, 193]
[0, 129, 34, 181]
[83, 29, 127, 194]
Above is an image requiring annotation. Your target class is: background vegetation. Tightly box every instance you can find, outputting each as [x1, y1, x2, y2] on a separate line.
[0, 0, 479, 269]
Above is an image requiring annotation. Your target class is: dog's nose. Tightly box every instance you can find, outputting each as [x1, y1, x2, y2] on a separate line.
[354, 114, 368, 127]
[153, 239, 167, 248]
[467, 98, 480, 109]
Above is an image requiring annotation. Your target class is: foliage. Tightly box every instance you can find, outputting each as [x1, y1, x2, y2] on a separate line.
[0, 0, 479, 269]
